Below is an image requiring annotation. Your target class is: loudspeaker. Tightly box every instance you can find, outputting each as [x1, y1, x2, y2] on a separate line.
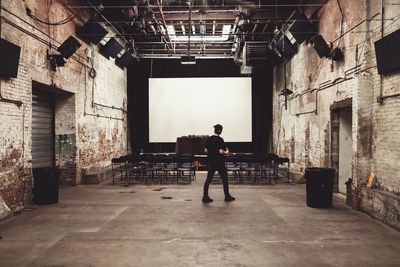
[57, 36, 81, 59]
[305, 168, 335, 208]
[32, 168, 59, 205]
[374, 28, 400, 74]
[311, 34, 331, 58]
[76, 21, 108, 44]
[265, 48, 281, 67]
[100, 37, 124, 58]
[288, 13, 315, 44]
[0, 38, 21, 78]
[245, 43, 281, 67]
[276, 36, 296, 58]
[116, 52, 136, 68]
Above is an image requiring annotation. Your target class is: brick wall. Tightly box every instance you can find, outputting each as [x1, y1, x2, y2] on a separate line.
[272, 0, 400, 230]
[0, 0, 128, 214]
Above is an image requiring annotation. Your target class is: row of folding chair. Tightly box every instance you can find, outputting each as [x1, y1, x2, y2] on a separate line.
[223, 154, 290, 184]
[112, 154, 196, 185]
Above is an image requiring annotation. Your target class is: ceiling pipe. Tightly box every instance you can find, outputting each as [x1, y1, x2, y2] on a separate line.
[187, 0, 192, 55]
[155, 0, 174, 52]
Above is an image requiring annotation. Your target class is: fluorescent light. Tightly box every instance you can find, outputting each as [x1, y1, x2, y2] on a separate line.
[167, 25, 176, 36]
[180, 21, 186, 35]
[169, 24, 232, 42]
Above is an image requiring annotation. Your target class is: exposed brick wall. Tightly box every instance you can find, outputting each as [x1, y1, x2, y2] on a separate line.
[272, 0, 400, 230]
[0, 0, 128, 213]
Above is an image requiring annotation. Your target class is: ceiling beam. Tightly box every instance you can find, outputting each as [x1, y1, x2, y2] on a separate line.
[155, 9, 295, 22]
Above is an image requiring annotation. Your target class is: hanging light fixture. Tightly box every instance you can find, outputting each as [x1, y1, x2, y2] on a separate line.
[181, 0, 196, 64]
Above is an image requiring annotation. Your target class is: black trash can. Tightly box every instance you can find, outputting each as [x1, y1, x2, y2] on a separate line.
[33, 168, 59, 205]
[305, 167, 335, 208]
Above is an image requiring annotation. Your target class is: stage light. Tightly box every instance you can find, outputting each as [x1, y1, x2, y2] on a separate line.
[47, 36, 80, 71]
[311, 34, 331, 58]
[279, 87, 293, 96]
[331, 47, 344, 61]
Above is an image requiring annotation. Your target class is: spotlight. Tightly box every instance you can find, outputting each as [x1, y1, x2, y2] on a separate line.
[231, 42, 239, 53]
[310, 34, 331, 58]
[280, 88, 293, 96]
[237, 18, 251, 32]
[274, 26, 280, 36]
[48, 53, 66, 71]
[47, 36, 81, 71]
[330, 47, 344, 61]
[98, 2, 104, 11]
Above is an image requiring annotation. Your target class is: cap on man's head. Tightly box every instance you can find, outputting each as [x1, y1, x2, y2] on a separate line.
[213, 124, 223, 132]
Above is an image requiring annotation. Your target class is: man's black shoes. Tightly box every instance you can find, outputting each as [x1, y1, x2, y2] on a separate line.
[202, 196, 213, 203]
[225, 195, 236, 202]
[202, 196, 235, 202]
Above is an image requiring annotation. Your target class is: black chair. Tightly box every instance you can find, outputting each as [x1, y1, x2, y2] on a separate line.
[177, 154, 195, 183]
[152, 154, 166, 183]
[225, 155, 241, 182]
[241, 155, 258, 183]
[143, 154, 162, 184]
[161, 154, 178, 183]
[127, 155, 145, 184]
[276, 157, 290, 183]
[252, 154, 267, 183]
[111, 156, 128, 184]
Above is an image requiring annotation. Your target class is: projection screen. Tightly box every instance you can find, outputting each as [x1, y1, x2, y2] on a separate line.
[149, 77, 252, 142]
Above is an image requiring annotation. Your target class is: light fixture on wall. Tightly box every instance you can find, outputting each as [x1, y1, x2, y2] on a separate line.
[331, 47, 344, 61]
[47, 52, 66, 71]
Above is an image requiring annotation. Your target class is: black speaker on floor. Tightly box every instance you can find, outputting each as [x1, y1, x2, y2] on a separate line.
[374, 29, 400, 74]
[311, 34, 331, 58]
[288, 13, 315, 44]
[116, 52, 136, 68]
[76, 21, 108, 44]
[276, 35, 296, 58]
[57, 36, 81, 59]
[305, 168, 335, 208]
[32, 168, 59, 205]
[0, 38, 21, 78]
[101, 37, 124, 58]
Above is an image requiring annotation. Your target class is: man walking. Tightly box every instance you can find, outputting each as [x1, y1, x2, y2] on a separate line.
[202, 124, 235, 203]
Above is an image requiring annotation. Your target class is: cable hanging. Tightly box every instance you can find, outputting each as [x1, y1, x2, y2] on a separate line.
[26, 5, 82, 26]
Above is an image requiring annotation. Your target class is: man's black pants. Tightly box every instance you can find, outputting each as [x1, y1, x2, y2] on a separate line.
[203, 164, 230, 197]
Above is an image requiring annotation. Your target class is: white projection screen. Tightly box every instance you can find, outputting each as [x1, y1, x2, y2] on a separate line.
[149, 77, 252, 142]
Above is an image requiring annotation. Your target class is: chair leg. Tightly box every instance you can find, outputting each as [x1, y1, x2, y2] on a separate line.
[112, 164, 115, 184]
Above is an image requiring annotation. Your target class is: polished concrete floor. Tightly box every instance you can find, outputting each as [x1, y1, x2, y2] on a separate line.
[1, 173, 400, 267]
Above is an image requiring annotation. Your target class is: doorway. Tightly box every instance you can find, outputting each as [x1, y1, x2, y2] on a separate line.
[338, 109, 352, 194]
[32, 87, 57, 204]
[331, 99, 352, 194]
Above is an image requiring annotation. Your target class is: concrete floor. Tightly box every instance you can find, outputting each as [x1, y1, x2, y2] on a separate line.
[1, 173, 400, 267]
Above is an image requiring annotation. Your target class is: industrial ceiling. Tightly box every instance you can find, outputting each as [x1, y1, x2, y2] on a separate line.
[67, 0, 326, 62]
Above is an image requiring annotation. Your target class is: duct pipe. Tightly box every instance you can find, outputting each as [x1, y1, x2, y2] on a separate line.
[156, 0, 173, 52]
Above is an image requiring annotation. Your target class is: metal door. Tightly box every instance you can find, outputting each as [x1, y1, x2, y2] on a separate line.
[32, 90, 55, 170]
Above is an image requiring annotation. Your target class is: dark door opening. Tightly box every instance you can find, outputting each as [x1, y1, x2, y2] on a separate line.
[32, 88, 57, 204]
[338, 109, 352, 194]
[331, 99, 352, 194]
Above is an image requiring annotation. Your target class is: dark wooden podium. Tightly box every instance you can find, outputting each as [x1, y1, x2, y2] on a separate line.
[175, 136, 209, 155]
